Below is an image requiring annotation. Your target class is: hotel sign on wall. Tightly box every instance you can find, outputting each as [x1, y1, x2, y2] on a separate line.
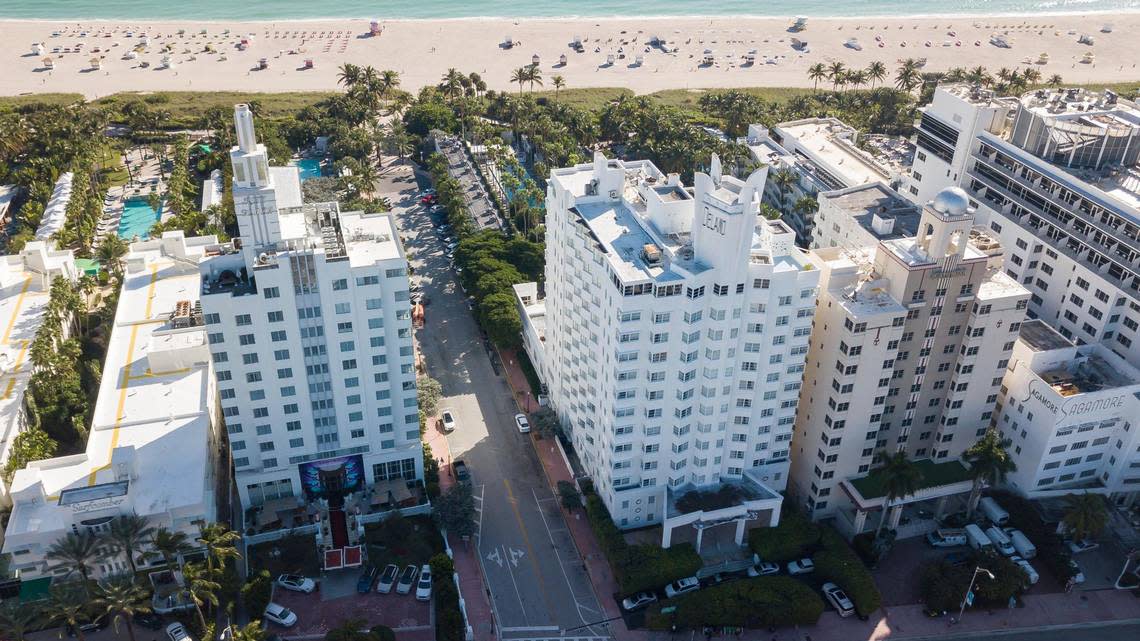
[1023, 379, 1127, 420]
[70, 496, 127, 514]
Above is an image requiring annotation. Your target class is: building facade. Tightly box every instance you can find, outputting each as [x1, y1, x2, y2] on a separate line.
[789, 187, 1030, 535]
[913, 85, 1140, 369]
[200, 105, 421, 512]
[813, 182, 921, 252]
[996, 320, 1140, 505]
[541, 153, 817, 547]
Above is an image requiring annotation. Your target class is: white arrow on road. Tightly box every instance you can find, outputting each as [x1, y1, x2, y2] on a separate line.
[486, 547, 503, 568]
[507, 546, 526, 568]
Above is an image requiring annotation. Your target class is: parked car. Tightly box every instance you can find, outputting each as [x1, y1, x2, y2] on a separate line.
[263, 603, 298, 627]
[1067, 539, 1099, 554]
[965, 524, 994, 552]
[978, 496, 1010, 526]
[377, 563, 400, 593]
[415, 564, 433, 601]
[621, 591, 658, 611]
[787, 558, 815, 575]
[166, 623, 194, 641]
[926, 528, 968, 548]
[453, 460, 471, 484]
[396, 564, 420, 595]
[68, 618, 108, 638]
[276, 574, 316, 593]
[1010, 555, 1040, 585]
[441, 409, 457, 432]
[514, 413, 531, 433]
[357, 566, 379, 593]
[136, 612, 164, 631]
[822, 582, 855, 617]
[747, 561, 780, 577]
[985, 526, 1016, 556]
[1005, 528, 1037, 559]
[664, 576, 701, 598]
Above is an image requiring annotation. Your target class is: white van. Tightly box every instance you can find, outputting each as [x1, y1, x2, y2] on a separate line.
[978, 497, 1010, 526]
[985, 526, 1016, 556]
[965, 524, 993, 551]
[1006, 529, 1037, 559]
[926, 528, 968, 548]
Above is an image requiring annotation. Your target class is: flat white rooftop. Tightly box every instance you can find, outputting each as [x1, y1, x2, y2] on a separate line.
[575, 200, 663, 283]
[340, 210, 403, 266]
[777, 119, 892, 186]
[4, 237, 216, 538]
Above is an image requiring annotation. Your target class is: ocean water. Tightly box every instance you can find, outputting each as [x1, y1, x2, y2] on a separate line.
[0, 0, 1137, 21]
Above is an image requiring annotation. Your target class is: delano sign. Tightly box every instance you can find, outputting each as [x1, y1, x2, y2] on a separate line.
[1024, 379, 1127, 421]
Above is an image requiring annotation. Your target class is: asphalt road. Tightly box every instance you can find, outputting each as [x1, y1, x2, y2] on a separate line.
[381, 167, 610, 641]
[964, 622, 1140, 641]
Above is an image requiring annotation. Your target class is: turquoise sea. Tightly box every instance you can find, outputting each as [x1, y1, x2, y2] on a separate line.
[0, 0, 1137, 20]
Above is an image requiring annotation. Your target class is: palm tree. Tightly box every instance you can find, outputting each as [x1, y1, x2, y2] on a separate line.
[48, 584, 91, 641]
[807, 63, 828, 91]
[895, 59, 922, 92]
[510, 67, 529, 94]
[551, 74, 566, 99]
[866, 61, 887, 89]
[526, 65, 544, 91]
[966, 65, 991, 86]
[196, 523, 241, 576]
[151, 527, 194, 571]
[1021, 67, 1042, 86]
[96, 578, 151, 641]
[0, 600, 40, 641]
[962, 431, 1017, 517]
[1047, 73, 1064, 87]
[439, 68, 465, 101]
[46, 532, 104, 595]
[846, 69, 868, 92]
[872, 451, 924, 537]
[1062, 492, 1108, 542]
[96, 234, 129, 279]
[792, 196, 818, 223]
[182, 561, 220, 632]
[105, 514, 157, 577]
[378, 69, 400, 96]
[827, 61, 846, 91]
[336, 62, 362, 89]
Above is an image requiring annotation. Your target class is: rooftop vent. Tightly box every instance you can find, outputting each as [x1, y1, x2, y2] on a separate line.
[871, 213, 895, 236]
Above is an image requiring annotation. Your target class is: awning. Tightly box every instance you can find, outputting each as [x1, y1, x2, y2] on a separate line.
[19, 576, 52, 602]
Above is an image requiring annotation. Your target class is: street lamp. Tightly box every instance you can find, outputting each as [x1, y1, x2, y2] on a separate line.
[955, 565, 994, 624]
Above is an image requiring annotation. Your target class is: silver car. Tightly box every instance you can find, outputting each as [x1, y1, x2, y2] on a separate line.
[822, 582, 855, 617]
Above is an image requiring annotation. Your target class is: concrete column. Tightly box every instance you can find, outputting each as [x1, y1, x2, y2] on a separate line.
[695, 526, 704, 553]
[662, 523, 672, 548]
[935, 495, 949, 519]
[852, 509, 868, 534]
[734, 518, 747, 546]
[769, 507, 781, 528]
[889, 504, 903, 529]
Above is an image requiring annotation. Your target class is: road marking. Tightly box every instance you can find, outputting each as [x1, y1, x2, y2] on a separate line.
[499, 626, 560, 633]
[486, 548, 503, 568]
[504, 479, 557, 620]
[531, 487, 604, 631]
[507, 546, 525, 568]
[500, 543, 529, 626]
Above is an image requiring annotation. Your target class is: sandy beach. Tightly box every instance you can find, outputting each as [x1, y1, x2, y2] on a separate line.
[2, 14, 1138, 98]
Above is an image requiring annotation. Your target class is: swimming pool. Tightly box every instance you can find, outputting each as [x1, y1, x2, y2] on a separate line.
[293, 158, 323, 181]
[118, 197, 162, 240]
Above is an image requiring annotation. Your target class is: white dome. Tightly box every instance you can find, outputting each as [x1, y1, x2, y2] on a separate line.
[931, 187, 970, 216]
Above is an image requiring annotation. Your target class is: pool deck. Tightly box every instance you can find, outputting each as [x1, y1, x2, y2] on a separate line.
[96, 147, 167, 245]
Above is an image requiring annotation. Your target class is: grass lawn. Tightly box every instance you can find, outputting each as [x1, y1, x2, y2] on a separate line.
[849, 459, 971, 500]
[362, 514, 444, 569]
[0, 93, 85, 110]
[247, 533, 323, 577]
[93, 91, 339, 127]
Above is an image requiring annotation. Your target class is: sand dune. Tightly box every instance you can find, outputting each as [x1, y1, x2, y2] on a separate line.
[3, 14, 1137, 98]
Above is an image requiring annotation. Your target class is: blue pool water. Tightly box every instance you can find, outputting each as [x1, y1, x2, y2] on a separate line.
[118, 197, 162, 240]
[293, 158, 323, 181]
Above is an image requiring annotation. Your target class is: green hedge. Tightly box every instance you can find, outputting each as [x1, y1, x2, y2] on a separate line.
[431, 554, 465, 641]
[645, 576, 824, 629]
[920, 553, 1026, 613]
[747, 508, 820, 562]
[813, 530, 881, 617]
[584, 493, 701, 595]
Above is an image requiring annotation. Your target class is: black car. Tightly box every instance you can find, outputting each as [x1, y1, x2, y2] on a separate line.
[357, 566, 379, 593]
[136, 612, 165, 630]
[452, 460, 470, 484]
[66, 617, 107, 637]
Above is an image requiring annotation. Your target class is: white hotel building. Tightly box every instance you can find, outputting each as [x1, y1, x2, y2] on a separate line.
[996, 320, 1140, 505]
[3, 233, 223, 581]
[912, 85, 1140, 369]
[540, 153, 818, 549]
[790, 188, 1030, 536]
[200, 106, 421, 518]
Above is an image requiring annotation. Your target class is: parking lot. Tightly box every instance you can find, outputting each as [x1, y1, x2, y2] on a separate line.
[269, 570, 433, 637]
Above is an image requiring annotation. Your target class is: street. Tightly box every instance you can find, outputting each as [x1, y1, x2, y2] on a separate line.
[380, 166, 610, 641]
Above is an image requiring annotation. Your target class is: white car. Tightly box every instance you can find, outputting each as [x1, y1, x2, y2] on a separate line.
[376, 563, 399, 593]
[787, 558, 815, 575]
[440, 410, 457, 433]
[1010, 556, 1039, 585]
[621, 591, 658, 611]
[747, 561, 780, 577]
[514, 413, 531, 433]
[1067, 539, 1099, 554]
[664, 576, 700, 598]
[396, 564, 419, 595]
[166, 623, 193, 641]
[415, 564, 432, 601]
[822, 582, 855, 617]
[275, 574, 315, 593]
[263, 603, 297, 627]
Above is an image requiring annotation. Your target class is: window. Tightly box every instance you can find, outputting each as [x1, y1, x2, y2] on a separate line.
[332, 278, 348, 290]
[235, 314, 252, 326]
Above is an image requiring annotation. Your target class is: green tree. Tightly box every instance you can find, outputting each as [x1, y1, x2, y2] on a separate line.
[871, 451, 924, 537]
[96, 234, 130, 279]
[2, 427, 57, 482]
[151, 527, 194, 571]
[962, 430, 1017, 518]
[48, 584, 92, 641]
[807, 63, 828, 91]
[183, 561, 220, 632]
[827, 61, 846, 91]
[478, 292, 522, 349]
[416, 376, 443, 416]
[105, 514, 157, 577]
[196, 522, 241, 577]
[557, 480, 581, 510]
[46, 532, 104, 595]
[0, 600, 40, 641]
[241, 570, 274, 621]
[95, 577, 151, 641]
[433, 483, 476, 538]
[1062, 492, 1108, 542]
[866, 61, 887, 89]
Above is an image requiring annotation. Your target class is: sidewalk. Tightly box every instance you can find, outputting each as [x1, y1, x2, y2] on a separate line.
[497, 352, 1140, 641]
[425, 423, 497, 641]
